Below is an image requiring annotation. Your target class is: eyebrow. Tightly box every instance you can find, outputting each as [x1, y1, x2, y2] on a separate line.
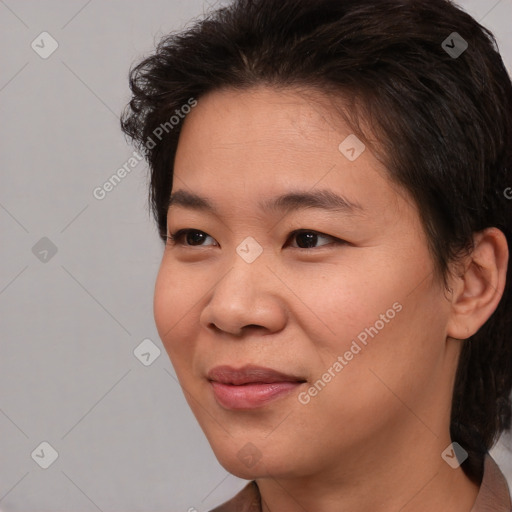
[167, 189, 366, 216]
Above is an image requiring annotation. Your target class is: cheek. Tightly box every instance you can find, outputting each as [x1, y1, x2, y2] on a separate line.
[302, 251, 442, 382]
[291, 262, 401, 356]
[324, 288, 446, 416]
[153, 265, 172, 344]
[153, 259, 198, 365]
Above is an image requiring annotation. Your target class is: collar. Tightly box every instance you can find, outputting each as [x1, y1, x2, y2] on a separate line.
[470, 453, 512, 512]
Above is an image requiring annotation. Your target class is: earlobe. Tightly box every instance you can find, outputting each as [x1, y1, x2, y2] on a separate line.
[446, 227, 509, 340]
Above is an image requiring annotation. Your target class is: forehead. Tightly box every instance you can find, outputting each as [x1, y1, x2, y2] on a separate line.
[171, 85, 411, 222]
[177, 86, 352, 154]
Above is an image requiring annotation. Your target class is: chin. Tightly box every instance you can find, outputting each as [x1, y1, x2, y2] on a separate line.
[212, 440, 302, 481]
[210, 449, 264, 479]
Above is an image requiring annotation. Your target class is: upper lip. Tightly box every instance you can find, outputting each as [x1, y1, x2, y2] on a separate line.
[207, 365, 307, 385]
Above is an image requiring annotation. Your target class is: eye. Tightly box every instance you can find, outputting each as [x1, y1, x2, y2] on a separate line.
[287, 229, 341, 249]
[166, 228, 343, 249]
[166, 229, 217, 247]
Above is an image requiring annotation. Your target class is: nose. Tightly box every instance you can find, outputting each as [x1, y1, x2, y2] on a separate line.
[199, 253, 287, 337]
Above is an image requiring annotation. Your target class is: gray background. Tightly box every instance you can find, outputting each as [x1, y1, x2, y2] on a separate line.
[1, 0, 511, 510]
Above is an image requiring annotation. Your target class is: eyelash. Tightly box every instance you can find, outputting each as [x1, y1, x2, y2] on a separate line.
[165, 228, 345, 250]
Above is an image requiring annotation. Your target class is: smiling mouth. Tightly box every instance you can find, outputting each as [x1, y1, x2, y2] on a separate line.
[207, 364, 307, 409]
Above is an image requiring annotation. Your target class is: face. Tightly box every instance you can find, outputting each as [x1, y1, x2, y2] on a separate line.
[154, 86, 459, 480]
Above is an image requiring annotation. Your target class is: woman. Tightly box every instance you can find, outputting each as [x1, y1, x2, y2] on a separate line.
[121, 0, 512, 510]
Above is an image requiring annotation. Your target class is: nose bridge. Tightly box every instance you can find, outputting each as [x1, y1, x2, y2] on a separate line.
[217, 233, 269, 291]
[235, 235, 265, 265]
[215, 239, 268, 308]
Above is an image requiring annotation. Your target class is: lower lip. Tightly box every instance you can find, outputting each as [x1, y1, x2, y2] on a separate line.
[209, 381, 304, 409]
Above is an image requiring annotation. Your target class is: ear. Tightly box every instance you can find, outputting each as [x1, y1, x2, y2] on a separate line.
[446, 227, 509, 340]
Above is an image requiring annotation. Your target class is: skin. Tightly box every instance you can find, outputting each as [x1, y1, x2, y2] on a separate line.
[153, 86, 509, 512]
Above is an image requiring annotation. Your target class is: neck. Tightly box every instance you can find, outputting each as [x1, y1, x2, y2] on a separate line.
[256, 433, 480, 512]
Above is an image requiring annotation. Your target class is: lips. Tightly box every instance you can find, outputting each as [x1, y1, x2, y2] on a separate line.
[207, 365, 307, 409]
[207, 365, 306, 385]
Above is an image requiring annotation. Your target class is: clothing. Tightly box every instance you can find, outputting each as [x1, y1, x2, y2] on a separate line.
[210, 454, 511, 511]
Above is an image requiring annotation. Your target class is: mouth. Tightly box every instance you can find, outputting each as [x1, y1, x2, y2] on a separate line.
[207, 365, 307, 409]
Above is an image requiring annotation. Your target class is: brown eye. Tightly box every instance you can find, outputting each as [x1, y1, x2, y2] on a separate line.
[167, 229, 217, 247]
[288, 230, 342, 249]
